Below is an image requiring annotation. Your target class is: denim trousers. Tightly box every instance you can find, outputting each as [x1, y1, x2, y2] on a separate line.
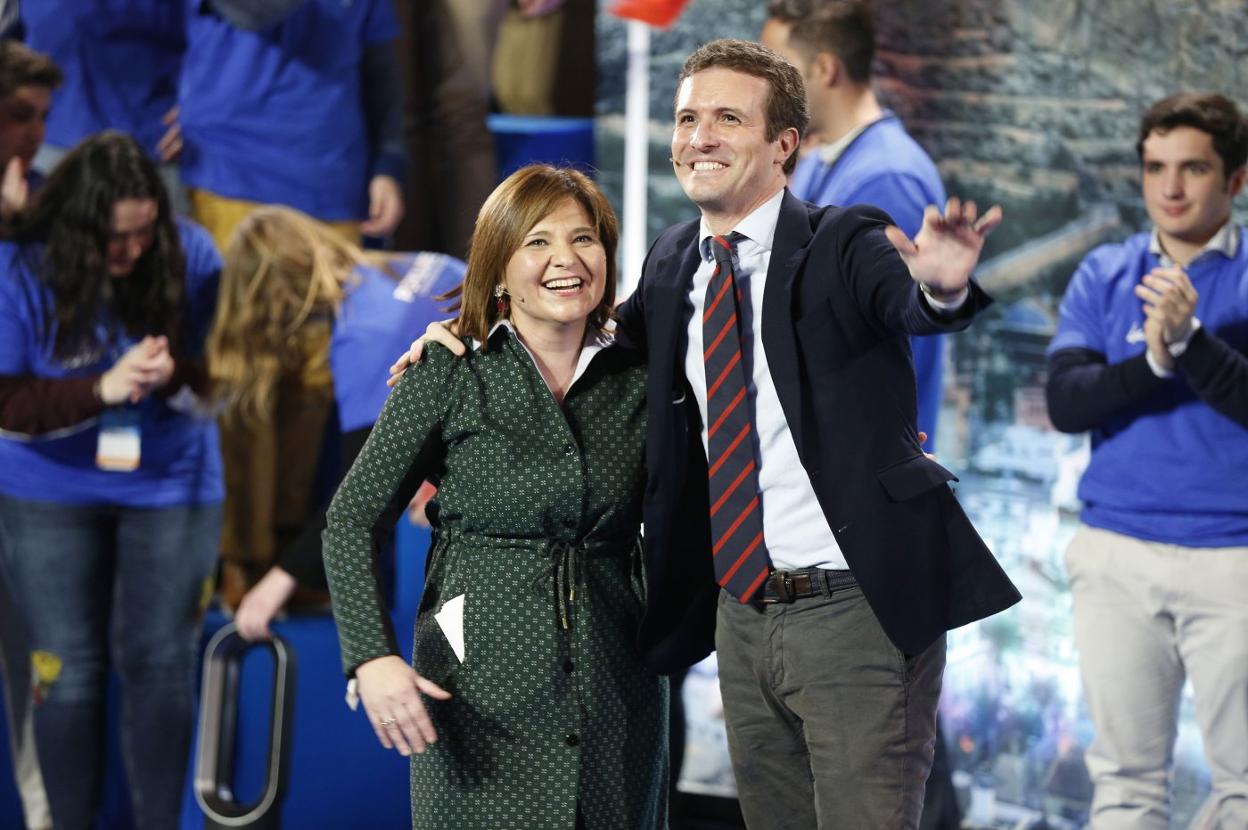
[1, 539, 49, 830]
[0, 495, 221, 830]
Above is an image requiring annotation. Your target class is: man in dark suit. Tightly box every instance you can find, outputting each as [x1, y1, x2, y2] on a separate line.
[617, 39, 1019, 828]
[392, 36, 1019, 830]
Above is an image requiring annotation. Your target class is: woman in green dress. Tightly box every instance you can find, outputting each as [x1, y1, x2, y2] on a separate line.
[323, 164, 667, 829]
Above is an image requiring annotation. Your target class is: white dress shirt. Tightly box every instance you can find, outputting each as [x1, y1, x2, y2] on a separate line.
[682, 188, 849, 571]
[682, 188, 968, 571]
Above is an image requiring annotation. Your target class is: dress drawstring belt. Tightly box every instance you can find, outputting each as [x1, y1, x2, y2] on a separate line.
[431, 529, 636, 634]
[532, 535, 637, 633]
[546, 541, 578, 631]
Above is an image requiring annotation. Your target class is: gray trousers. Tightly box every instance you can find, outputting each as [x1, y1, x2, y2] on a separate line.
[715, 586, 944, 829]
[1066, 525, 1248, 829]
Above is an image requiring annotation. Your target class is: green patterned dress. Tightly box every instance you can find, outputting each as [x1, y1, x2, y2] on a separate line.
[324, 329, 668, 829]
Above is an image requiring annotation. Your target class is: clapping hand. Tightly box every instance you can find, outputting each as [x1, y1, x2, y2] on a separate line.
[99, 336, 175, 405]
[1135, 266, 1198, 343]
[1135, 266, 1198, 372]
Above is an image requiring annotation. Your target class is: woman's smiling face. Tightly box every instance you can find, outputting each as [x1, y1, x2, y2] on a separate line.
[501, 196, 607, 336]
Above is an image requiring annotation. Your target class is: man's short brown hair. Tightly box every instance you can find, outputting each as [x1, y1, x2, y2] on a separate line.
[676, 39, 809, 175]
[783, 1, 876, 85]
[1137, 92, 1248, 181]
[0, 40, 62, 101]
[766, 0, 812, 24]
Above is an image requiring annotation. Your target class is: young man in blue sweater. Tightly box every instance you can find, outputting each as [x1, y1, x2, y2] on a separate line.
[1047, 92, 1248, 829]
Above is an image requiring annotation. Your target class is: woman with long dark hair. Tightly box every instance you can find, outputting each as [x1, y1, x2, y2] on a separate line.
[0, 131, 223, 829]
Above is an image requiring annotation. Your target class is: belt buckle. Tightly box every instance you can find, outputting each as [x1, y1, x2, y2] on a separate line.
[772, 571, 796, 604]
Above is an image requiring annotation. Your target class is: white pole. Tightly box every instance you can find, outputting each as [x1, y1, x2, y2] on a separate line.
[619, 19, 651, 299]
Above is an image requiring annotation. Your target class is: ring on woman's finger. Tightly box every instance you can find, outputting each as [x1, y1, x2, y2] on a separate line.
[379, 717, 397, 727]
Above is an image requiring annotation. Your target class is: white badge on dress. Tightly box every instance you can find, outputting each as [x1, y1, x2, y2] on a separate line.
[96, 409, 141, 471]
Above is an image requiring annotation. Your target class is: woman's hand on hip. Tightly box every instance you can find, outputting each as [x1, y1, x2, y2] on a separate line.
[354, 655, 451, 756]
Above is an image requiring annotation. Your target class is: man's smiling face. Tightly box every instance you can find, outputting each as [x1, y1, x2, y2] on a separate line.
[671, 67, 796, 230]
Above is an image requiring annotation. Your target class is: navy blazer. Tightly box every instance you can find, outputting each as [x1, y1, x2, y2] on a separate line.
[617, 191, 1021, 673]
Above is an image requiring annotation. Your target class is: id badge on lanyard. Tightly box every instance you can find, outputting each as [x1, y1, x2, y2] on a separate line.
[97, 408, 141, 471]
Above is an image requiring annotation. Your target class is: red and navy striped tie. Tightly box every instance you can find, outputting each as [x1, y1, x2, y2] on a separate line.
[703, 233, 771, 603]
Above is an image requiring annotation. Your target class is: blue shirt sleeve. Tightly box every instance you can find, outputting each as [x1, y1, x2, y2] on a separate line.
[0, 251, 36, 375]
[1049, 255, 1108, 356]
[177, 219, 224, 358]
[842, 172, 936, 240]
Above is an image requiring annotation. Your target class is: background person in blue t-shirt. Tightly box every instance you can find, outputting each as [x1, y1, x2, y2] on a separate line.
[207, 206, 464, 641]
[1046, 92, 1248, 830]
[22, 0, 189, 213]
[761, 0, 947, 451]
[0, 37, 62, 830]
[178, 0, 406, 253]
[0, 131, 224, 830]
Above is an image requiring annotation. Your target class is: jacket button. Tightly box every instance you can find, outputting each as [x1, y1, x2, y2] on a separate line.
[563, 661, 574, 673]
[565, 734, 579, 747]
[563, 444, 576, 456]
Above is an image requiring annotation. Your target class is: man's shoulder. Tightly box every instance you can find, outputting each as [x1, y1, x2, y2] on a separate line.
[654, 215, 701, 246]
[644, 216, 702, 268]
[844, 119, 940, 181]
[804, 199, 893, 240]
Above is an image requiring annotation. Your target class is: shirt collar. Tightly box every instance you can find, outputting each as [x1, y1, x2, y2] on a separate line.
[698, 186, 786, 263]
[474, 318, 615, 389]
[815, 112, 891, 166]
[1149, 220, 1239, 266]
[476, 318, 614, 349]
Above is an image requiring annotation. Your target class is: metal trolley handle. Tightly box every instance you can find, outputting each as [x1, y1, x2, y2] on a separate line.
[194, 624, 296, 830]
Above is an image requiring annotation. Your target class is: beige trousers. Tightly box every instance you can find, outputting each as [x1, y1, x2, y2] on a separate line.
[1066, 525, 1248, 829]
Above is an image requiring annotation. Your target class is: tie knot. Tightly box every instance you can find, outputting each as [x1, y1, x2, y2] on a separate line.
[710, 233, 741, 269]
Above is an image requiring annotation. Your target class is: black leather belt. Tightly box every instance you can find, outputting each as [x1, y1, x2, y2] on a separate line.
[758, 568, 857, 604]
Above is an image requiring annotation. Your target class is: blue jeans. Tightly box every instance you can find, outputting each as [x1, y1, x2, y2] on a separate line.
[0, 496, 221, 830]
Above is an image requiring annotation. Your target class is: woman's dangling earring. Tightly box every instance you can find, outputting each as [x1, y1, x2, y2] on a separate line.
[494, 284, 508, 316]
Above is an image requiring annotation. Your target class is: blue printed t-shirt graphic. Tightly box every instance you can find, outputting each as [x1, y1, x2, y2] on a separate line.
[790, 113, 947, 449]
[24, 0, 184, 156]
[0, 219, 224, 508]
[1048, 230, 1248, 546]
[331, 252, 466, 432]
[703, 233, 771, 602]
[178, 0, 399, 221]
